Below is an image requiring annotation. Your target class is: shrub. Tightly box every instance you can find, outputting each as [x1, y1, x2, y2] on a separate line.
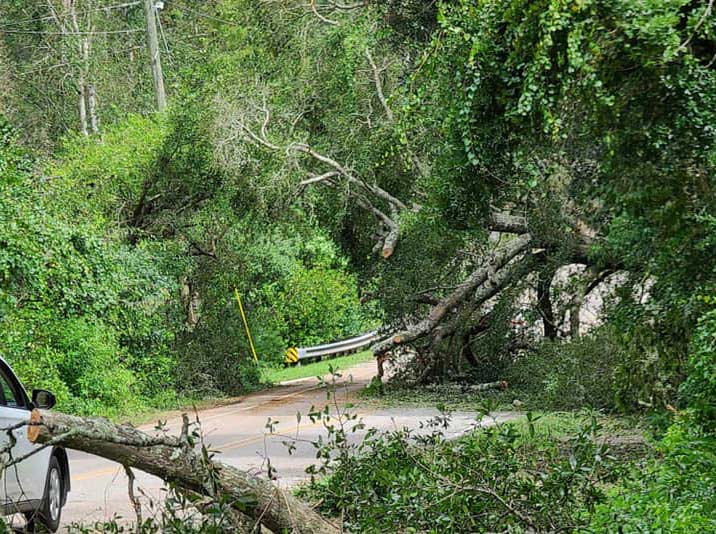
[506, 328, 622, 410]
[585, 423, 716, 533]
[0, 120, 175, 416]
[0, 312, 138, 415]
[293, 376, 617, 533]
[272, 267, 368, 347]
[681, 306, 716, 431]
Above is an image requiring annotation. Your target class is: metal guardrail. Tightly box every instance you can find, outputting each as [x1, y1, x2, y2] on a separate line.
[285, 331, 379, 364]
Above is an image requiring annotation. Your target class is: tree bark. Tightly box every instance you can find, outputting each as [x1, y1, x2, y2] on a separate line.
[27, 410, 339, 534]
[487, 212, 528, 234]
[537, 269, 557, 340]
[88, 84, 100, 134]
[372, 234, 532, 356]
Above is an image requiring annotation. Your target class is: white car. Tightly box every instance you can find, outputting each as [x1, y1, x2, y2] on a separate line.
[0, 358, 69, 532]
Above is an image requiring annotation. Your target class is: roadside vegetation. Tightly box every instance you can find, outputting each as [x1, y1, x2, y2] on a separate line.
[1, 0, 715, 531]
[261, 351, 374, 385]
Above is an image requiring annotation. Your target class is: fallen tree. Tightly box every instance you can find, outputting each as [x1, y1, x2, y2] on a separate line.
[369, 207, 623, 383]
[27, 409, 339, 534]
[372, 233, 532, 358]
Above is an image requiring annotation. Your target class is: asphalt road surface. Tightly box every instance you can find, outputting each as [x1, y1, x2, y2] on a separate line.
[20, 360, 518, 529]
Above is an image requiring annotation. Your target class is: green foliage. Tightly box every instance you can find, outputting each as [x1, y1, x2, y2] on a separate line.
[48, 115, 168, 229]
[586, 423, 716, 533]
[506, 329, 623, 411]
[0, 122, 176, 415]
[681, 303, 716, 432]
[272, 267, 366, 347]
[40, 318, 136, 415]
[294, 375, 619, 533]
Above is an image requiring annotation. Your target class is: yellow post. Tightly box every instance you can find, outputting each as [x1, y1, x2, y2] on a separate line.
[234, 289, 259, 364]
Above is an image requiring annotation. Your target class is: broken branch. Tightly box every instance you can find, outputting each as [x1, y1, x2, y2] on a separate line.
[28, 410, 339, 534]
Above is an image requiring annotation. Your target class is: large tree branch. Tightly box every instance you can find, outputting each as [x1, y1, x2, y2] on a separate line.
[27, 410, 339, 534]
[488, 212, 528, 234]
[365, 48, 394, 122]
[372, 234, 533, 355]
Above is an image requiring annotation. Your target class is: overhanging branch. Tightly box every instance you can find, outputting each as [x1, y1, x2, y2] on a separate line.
[236, 108, 408, 258]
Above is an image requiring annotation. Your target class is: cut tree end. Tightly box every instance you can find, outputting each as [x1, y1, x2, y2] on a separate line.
[27, 409, 42, 443]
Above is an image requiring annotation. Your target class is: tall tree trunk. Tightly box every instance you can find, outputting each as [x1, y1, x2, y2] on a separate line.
[88, 84, 100, 134]
[77, 80, 88, 135]
[69, 2, 93, 135]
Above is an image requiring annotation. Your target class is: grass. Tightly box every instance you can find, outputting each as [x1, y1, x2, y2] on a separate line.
[261, 350, 374, 384]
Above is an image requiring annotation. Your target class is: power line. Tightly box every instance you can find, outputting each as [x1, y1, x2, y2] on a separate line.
[156, 9, 173, 64]
[12, 44, 145, 77]
[0, 28, 144, 36]
[0, 1, 141, 29]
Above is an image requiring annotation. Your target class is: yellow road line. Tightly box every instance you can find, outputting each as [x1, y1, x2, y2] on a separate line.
[74, 404, 373, 482]
[73, 383, 329, 481]
[188, 383, 323, 425]
[74, 466, 120, 482]
[218, 405, 377, 453]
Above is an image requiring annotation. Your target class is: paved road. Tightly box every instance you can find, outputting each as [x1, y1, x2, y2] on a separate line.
[22, 361, 517, 529]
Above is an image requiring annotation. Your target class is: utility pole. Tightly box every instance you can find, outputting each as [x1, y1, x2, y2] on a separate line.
[143, 0, 166, 111]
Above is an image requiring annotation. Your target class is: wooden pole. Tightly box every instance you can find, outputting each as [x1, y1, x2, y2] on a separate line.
[143, 0, 166, 111]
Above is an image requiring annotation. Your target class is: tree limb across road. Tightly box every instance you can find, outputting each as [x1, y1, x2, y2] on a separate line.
[27, 409, 339, 534]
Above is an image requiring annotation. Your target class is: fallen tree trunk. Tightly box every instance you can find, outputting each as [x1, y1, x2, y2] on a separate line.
[371, 234, 532, 356]
[27, 410, 339, 534]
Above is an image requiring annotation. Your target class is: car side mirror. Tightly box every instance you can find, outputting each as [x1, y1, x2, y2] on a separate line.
[32, 389, 56, 410]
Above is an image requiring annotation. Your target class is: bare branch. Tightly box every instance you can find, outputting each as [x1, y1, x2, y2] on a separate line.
[300, 171, 341, 186]
[238, 106, 409, 257]
[310, 0, 338, 25]
[365, 48, 394, 122]
[124, 465, 143, 533]
[238, 121, 281, 151]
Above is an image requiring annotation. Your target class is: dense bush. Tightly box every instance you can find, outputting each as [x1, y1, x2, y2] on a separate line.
[0, 121, 177, 415]
[586, 423, 716, 533]
[681, 305, 716, 432]
[296, 392, 618, 533]
[506, 329, 622, 411]
[272, 267, 367, 347]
